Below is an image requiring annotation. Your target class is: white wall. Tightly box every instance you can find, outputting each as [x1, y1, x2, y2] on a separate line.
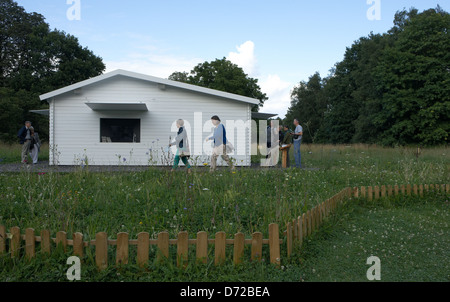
[50, 75, 252, 166]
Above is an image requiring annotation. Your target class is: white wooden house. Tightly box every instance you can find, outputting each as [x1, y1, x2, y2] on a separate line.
[39, 69, 274, 166]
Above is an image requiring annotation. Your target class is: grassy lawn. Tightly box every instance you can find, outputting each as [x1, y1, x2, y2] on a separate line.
[0, 144, 448, 281]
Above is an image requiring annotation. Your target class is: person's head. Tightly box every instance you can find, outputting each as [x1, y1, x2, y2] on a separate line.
[284, 125, 289, 131]
[294, 119, 299, 126]
[176, 119, 184, 129]
[25, 121, 31, 128]
[211, 115, 221, 126]
[29, 126, 35, 134]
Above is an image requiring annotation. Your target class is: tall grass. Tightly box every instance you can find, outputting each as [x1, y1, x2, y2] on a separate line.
[0, 143, 49, 164]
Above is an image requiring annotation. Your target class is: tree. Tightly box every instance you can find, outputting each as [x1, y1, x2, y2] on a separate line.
[0, 0, 105, 143]
[373, 8, 450, 145]
[285, 72, 326, 143]
[290, 6, 449, 146]
[169, 58, 267, 111]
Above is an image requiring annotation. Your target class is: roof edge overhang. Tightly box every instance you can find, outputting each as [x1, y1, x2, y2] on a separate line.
[39, 69, 260, 106]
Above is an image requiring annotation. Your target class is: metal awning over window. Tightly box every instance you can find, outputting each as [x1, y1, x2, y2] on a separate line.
[252, 112, 278, 120]
[85, 102, 148, 111]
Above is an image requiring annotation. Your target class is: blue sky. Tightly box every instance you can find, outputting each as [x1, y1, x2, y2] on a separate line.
[16, 0, 449, 118]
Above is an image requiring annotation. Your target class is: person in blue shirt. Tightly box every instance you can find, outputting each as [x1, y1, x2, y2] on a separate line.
[206, 115, 235, 172]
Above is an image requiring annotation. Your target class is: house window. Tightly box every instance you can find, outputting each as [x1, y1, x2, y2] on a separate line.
[100, 119, 141, 143]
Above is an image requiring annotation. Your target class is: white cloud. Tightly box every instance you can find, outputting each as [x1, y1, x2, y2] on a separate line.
[104, 54, 202, 79]
[259, 74, 293, 119]
[227, 41, 258, 77]
[103, 32, 203, 78]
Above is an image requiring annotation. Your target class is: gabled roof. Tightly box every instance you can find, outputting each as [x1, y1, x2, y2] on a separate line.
[39, 69, 260, 105]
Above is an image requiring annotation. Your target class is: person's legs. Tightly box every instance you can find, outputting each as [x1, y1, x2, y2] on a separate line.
[294, 140, 301, 168]
[172, 155, 181, 170]
[21, 141, 30, 163]
[181, 156, 191, 169]
[220, 145, 235, 170]
[210, 147, 219, 172]
[31, 148, 39, 164]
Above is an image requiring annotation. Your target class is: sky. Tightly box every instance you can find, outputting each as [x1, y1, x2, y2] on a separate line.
[15, 0, 450, 118]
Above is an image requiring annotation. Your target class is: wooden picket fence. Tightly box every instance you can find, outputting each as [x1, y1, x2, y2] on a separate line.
[284, 184, 449, 258]
[1, 184, 448, 270]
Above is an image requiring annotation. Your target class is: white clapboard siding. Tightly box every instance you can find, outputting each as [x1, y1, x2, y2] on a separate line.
[50, 75, 252, 166]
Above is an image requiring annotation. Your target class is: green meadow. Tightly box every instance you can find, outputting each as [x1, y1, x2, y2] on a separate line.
[0, 144, 448, 281]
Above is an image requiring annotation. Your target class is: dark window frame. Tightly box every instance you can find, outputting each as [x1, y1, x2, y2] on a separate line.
[100, 118, 141, 143]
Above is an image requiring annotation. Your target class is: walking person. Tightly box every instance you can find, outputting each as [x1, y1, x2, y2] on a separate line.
[293, 119, 303, 168]
[169, 119, 191, 173]
[17, 121, 32, 164]
[206, 115, 235, 172]
[28, 127, 41, 165]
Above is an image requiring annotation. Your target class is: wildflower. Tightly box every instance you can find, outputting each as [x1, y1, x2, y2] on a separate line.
[203, 188, 209, 191]
[139, 222, 143, 225]
[123, 158, 127, 162]
[165, 209, 169, 213]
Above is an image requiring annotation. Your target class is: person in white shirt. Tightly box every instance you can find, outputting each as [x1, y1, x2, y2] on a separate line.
[293, 119, 303, 168]
[28, 127, 41, 165]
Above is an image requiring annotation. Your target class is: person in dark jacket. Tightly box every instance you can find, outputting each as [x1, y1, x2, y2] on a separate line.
[17, 121, 32, 164]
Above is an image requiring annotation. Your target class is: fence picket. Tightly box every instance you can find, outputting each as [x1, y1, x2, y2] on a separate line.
[407, 184, 412, 196]
[177, 232, 189, 268]
[251, 232, 263, 262]
[0, 225, 5, 255]
[11, 227, 20, 258]
[286, 222, 292, 258]
[388, 185, 393, 197]
[157, 232, 169, 263]
[293, 219, 298, 241]
[269, 224, 280, 267]
[302, 213, 306, 238]
[25, 228, 35, 260]
[368, 186, 373, 201]
[196, 231, 208, 264]
[413, 184, 418, 196]
[95, 232, 108, 271]
[215, 232, 226, 266]
[419, 184, 424, 197]
[73, 232, 84, 258]
[137, 232, 149, 267]
[307, 210, 312, 236]
[361, 186, 366, 198]
[395, 185, 399, 196]
[56, 231, 67, 252]
[116, 233, 129, 265]
[41, 230, 51, 255]
[233, 233, 245, 265]
[374, 186, 380, 200]
[401, 185, 406, 195]
[298, 216, 303, 249]
[381, 186, 386, 198]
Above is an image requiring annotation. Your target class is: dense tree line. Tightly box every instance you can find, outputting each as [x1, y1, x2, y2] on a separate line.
[0, 0, 105, 143]
[285, 7, 449, 146]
